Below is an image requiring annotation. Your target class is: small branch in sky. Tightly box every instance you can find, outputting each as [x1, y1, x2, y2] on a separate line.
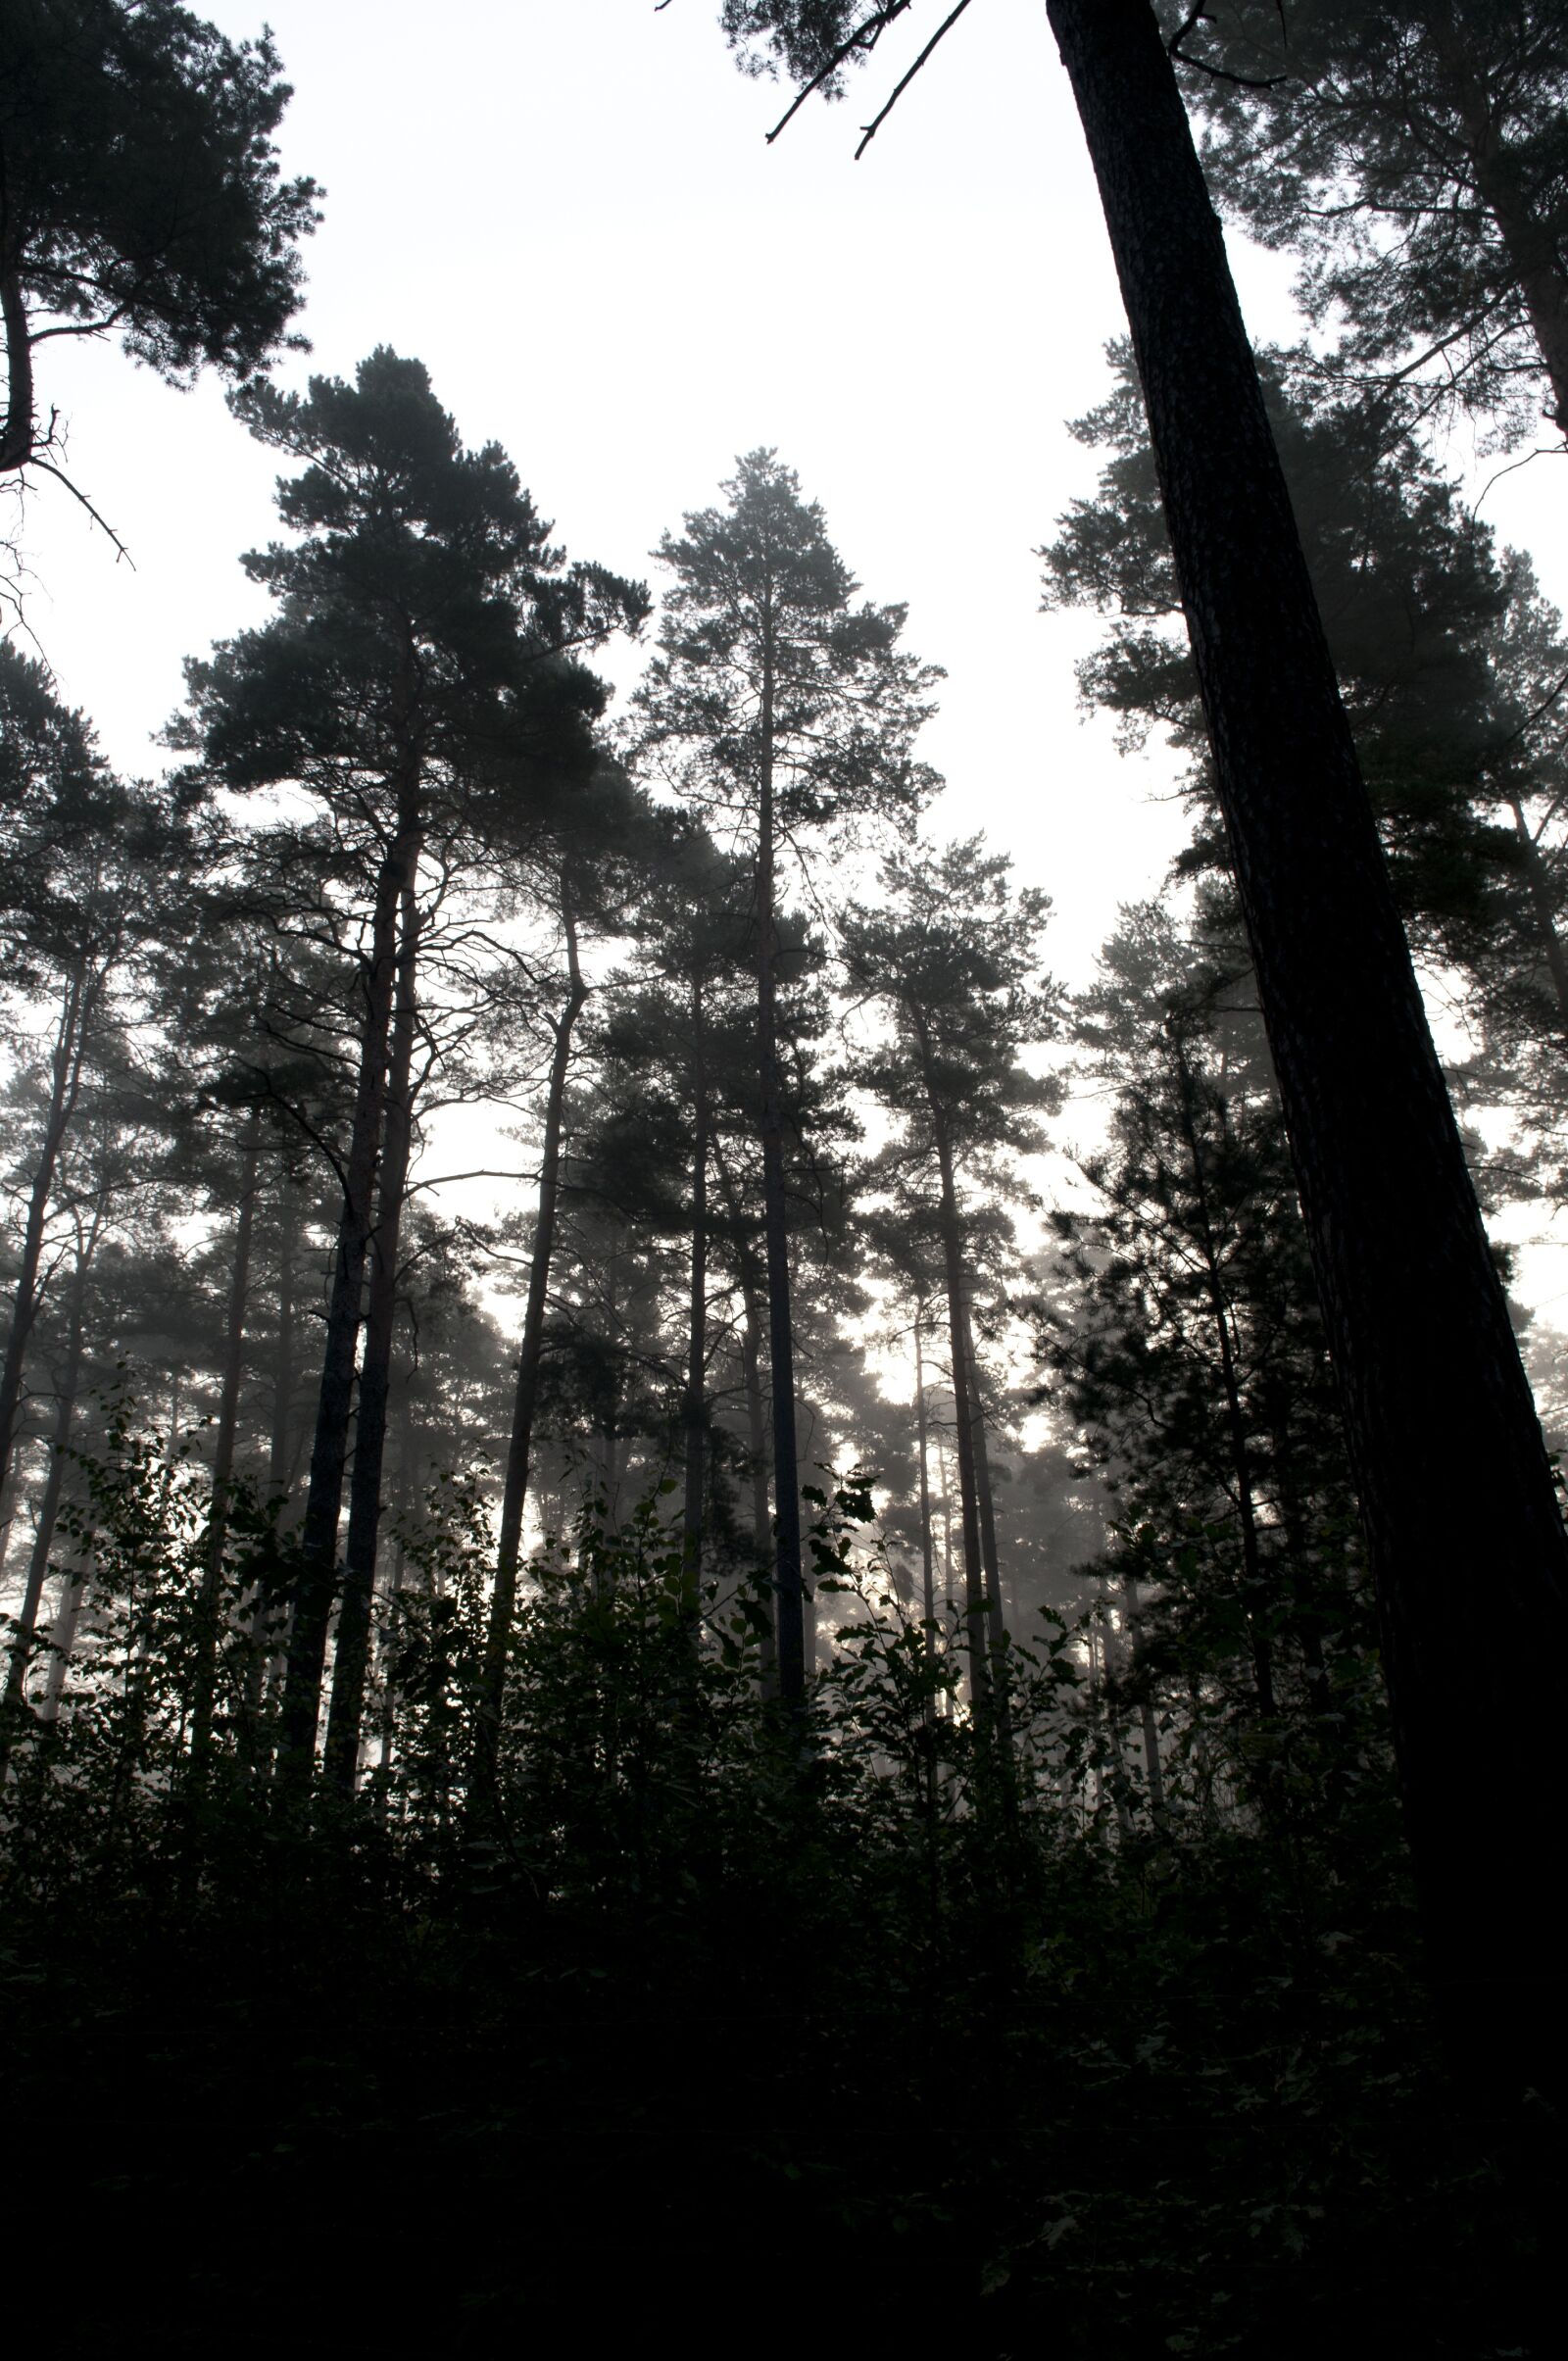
[855, 0, 976, 159]
[29, 456, 133, 566]
[765, 3, 913, 145]
[1167, 4, 1285, 90]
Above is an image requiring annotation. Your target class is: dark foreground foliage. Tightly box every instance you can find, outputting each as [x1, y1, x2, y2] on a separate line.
[0, 1451, 1552, 2358]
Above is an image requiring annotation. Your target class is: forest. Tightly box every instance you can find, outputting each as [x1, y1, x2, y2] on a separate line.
[1, 3, 1564, 2352]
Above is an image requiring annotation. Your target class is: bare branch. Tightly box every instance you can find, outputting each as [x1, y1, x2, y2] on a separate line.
[855, 0, 976, 159]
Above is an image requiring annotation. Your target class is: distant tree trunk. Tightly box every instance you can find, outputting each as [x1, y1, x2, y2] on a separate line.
[279, 800, 421, 1791]
[0, 962, 97, 1545]
[1167, 1037, 1275, 1715]
[928, 1107, 992, 1726]
[0, 1201, 98, 1758]
[474, 885, 587, 1799]
[1048, 0, 1568, 2090]
[324, 883, 421, 1795]
[960, 1291, 1010, 1660]
[1507, 796, 1568, 1031]
[269, 1186, 299, 1500]
[756, 625, 807, 1710]
[190, 1104, 263, 1770]
[680, 981, 710, 1632]
[1122, 1568, 1166, 1819]
[714, 1136, 776, 1691]
[1425, 2, 1568, 438]
[39, 1556, 90, 1721]
[913, 1310, 938, 1721]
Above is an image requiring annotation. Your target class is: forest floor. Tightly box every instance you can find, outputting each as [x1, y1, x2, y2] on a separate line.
[2, 1800, 1553, 2359]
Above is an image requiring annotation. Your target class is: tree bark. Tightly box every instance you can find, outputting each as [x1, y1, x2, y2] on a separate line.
[278, 803, 419, 1791]
[324, 882, 421, 1794]
[1048, 0, 1568, 2091]
[473, 887, 588, 1797]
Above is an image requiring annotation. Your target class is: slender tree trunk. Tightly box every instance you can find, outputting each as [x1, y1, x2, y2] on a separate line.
[913, 1311, 938, 1721]
[1048, 0, 1568, 2090]
[1427, 3, 1568, 439]
[1168, 1040, 1275, 1714]
[0, 1203, 97, 1760]
[1122, 1568, 1166, 1820]
[473, 889, 587, 1797]
[0, 964, 95, 1544]
[960, 1289, 1010, 1669]
[756, 626, 807, 1710]
[1507, 796, 1568, 1029]
[324, 884, 421, 1794]
[278, 806, 420, 1790]
[269, 1188, 299, 1500]
[680, 982, 710, 1632]
[714, 1136, 777, 1692]
[929, 1112, 992, 1725]
[189, 1106, 263, 1770]
[39, 1557, 90, 1721]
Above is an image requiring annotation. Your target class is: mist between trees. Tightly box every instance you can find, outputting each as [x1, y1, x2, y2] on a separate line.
[0, 3, 1564, 2353]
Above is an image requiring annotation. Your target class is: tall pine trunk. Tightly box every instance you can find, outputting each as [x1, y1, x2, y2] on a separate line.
[1168, 1037, 1276, 1715]
[929, 1109, 992, 1726]
[324, 882, 421, 1793]
[1507, 796, 1568, 1030]
[1427, 1, 1568, 438]
[278, 803, 420, 1790]
[713, 1135, 777, 1691]
[474, 887, 587, 1798]
[0, 963, 96, 1543]
[756, 628, 807, 1709]
[0, 1201, 98, 1758]
[680, 979, 710, 1631]
[1047, 0, 1568, 2090]
[913, 1310, 938, 1723]
[190, 1105, 263, 1769]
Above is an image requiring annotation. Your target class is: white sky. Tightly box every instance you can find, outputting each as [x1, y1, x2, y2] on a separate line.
[12, 0, 1568, 1308]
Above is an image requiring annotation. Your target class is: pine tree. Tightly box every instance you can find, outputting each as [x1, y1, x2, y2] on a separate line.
[634, 449, 938, 1707]
[0, 0, 319, 487]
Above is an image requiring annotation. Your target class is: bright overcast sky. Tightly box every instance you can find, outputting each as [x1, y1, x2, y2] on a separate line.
[19, 0, 1568, 974]
[14, 0, 1568, 1309]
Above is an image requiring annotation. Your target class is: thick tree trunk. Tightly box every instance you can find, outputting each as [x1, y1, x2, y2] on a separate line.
[189, 1105, 262, 1770]
[680, 982, 710, 1632]
[278, 809, 419, 1790]
[0, 965, 95, 1543]
[324, 884, 421, 1794]
[1049, 0, 1568, 2090]
[473, 891, 587, 1797]
[756, 633, 807, 1710]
